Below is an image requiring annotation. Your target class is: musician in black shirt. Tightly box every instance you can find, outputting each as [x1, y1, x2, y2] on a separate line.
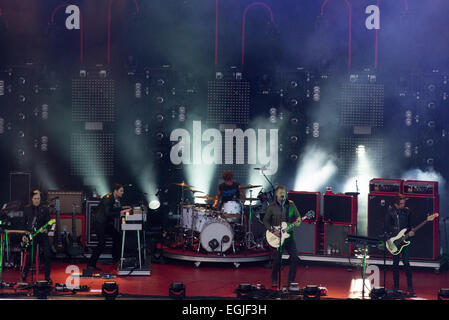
[385, 196, 415, 296]
[212, 170, 246, 210]
[87, 184, 131, 271]
[21, 190, 53, 283]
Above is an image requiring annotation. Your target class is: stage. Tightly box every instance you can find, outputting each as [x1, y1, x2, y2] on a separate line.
[0, 256, 446, 300]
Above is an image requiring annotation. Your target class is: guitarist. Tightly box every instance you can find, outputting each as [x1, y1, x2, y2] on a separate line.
[384, 195, 415, 296]
[263, 185, 301, 289]
[21, 190, 53, 283]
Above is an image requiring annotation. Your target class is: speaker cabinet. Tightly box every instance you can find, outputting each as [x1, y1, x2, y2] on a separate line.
[48, 190, 83, 214]
[9, 172, 31, 205]
[323, 223, 354, 256]
[368, 193, 439, 260]
[323, 193, 357, 224]
[288, 191, 320, 222]
[293, 221, 318, 254]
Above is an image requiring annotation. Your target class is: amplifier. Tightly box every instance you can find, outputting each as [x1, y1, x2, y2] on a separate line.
[293, 221, 318, 254]
[323, 223, 354, 256]
[403, 180, 438, 196]
[369, 179, 403, 195]
[287, 191, 320, 222]
[48, 190, 83, 214]
[10, 172, 31, 205]
[322, 193, 357, 225]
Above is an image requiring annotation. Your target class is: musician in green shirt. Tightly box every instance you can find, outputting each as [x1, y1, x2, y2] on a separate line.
[263, 185, 301, 288]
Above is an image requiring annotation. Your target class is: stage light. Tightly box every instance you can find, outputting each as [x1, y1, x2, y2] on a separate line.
[290, 98, 298, 107]
[404, 142, 412, 158]
[157, 78, 165, 87]
[312, 122, 320, 138]
[99, 70, 107, 78]
[135, 82, 142, 98]
[149, 200, 160, 210]
[426, 139, 434, 147]
[18, 113, 26, 121]
[437, 288, 449, 300]
[156, 132, 164, 141]
[0, 80, 4, 96]
[235, 284, 254, 299]
[79, 69, 87, 77]
[356, 145, 366, 156]
[169, 282, 186, 299]
[303, 285, 320, 300]
[102, 281, 119, 300]
[18, 77, 26, 86]
[427, 102, 436, 110]
[290, 117, 299, 125]
[156, 96, 164, 104]
[18, 95, 26, 103]
[17, 149, 25, 157]
[18, 130, 24, 138]
[156, 151, 164, 159]
[33, 280, 52, 299]
[290, 80, 298, 88]
[156, 114, 164, 122]
[42, 104, 49, 120]
[178, 106, 186, 122]
[370, 286, 386, 300]
[0, 118, 4, 134]
[405, 110, 412, 126]
[426, 158, 434, 166]
[289, 135, 298, 144]
[41, 136, 48, 152]
[215, 72, 223, 80]
[427, 120, 436, 129]
[428, 84, 436, 92]
[349, 74, 359, 83]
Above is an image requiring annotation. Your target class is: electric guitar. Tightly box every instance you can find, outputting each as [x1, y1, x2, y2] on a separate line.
[66, 204, 84, 257]
[21, 219, 56, 250]
[51, 198, 66, 254]
[386, 213, 439, 255]
[266, 210, 315, 248]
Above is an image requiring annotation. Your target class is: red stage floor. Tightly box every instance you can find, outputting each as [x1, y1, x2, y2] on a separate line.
[0, 259, 447, 300]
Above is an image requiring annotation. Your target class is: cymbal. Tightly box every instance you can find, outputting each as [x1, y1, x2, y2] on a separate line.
[244, 198, 259, 201]
[239, 184, 262, 190]
[221, 213, 241, 218]
[186, 189, 204, 194]
[172, 182, 195, 188]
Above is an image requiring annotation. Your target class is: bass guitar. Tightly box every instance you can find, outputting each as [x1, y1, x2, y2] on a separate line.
[266, 210, 315, 248]
[21, 219, 56, 250]
[386, 213, 439, 255]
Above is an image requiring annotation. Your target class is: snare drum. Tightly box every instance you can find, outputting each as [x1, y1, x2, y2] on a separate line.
[200, 219, 234, 252]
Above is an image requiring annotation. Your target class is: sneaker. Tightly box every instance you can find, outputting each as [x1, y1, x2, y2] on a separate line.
[271, 281, 277, 288]
[45, 279, 53, 286]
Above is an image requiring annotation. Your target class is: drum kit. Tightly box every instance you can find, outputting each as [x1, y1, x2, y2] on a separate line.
[171, 181, 270, 254]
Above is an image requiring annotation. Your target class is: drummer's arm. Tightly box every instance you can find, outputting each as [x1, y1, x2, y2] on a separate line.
[213, 188, 221, 208]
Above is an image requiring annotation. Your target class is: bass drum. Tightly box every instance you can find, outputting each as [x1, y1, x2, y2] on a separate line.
[200, 219, 233, 252]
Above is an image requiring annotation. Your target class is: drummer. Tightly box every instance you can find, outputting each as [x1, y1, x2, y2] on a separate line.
[212, 170, 246, 221]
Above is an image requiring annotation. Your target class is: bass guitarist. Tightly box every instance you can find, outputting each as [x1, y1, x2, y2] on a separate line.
[21, 190, 53, 283]
[384, 195, 415, 297]
[263, 185, 301, 289]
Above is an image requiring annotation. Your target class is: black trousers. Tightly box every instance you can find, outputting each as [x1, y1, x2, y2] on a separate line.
[22, 234, 52, 280]
[88, 220, 121, 267]
[271, 238, 298, 284]
[392, 246, 413, 291]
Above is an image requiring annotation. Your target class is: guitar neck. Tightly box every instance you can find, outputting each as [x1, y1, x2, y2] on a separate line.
[406, 217, 432, 238]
